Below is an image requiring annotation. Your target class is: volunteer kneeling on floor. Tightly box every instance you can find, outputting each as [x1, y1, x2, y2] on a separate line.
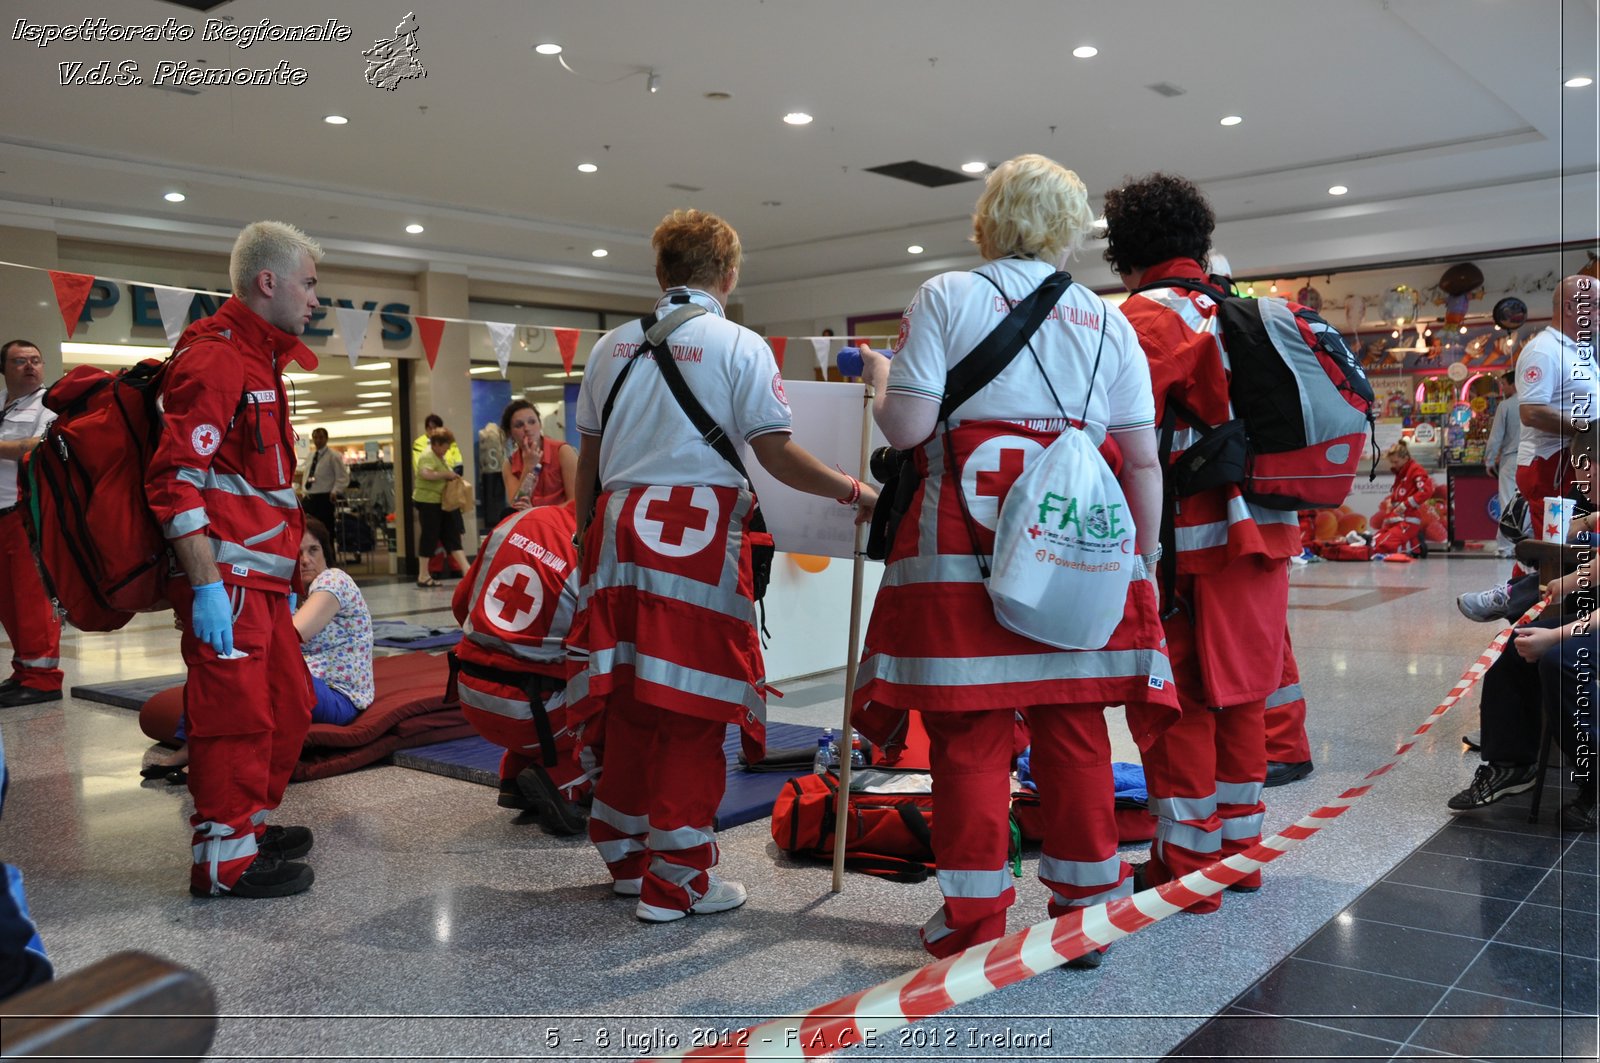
[568, 208, 876, 924]
[854, 154, 1178, 966]
[452, 500, 594, 836]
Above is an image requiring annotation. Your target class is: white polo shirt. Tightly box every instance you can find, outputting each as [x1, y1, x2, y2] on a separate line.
[1516, 325, 1596, 464]
[576, 288, 791, 490]
[0, 388, 55, 510]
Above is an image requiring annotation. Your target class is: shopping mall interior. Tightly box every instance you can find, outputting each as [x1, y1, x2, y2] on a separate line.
[0, 1, 1596, 1059]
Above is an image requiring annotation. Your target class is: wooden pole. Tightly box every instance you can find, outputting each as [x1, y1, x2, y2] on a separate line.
[833, 381, 875, 892]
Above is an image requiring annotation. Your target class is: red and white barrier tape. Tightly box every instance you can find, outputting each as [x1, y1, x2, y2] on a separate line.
[639, 603, 1543, 1062]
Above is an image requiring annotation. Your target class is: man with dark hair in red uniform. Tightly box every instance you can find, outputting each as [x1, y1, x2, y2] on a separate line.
[146, 220, 324, 899]
[0, 340, 62, 707]
[1104, 174, 1300, 912]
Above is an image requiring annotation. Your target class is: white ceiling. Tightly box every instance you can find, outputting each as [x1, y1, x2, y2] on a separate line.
[1, 0, 1596, 303]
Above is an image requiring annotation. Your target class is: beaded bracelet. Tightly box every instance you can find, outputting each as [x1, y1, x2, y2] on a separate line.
[836, 475, 861, 506]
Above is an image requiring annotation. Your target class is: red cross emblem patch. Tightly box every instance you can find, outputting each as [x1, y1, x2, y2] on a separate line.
[190, 424, 222, 456]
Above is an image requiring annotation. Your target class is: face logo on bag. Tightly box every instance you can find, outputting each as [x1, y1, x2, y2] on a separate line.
[484, 563, 543, 632]
[191, 424, 222, 456]
[962, 438, 1044, 529]
[635, 485, 719, 558]
[771, 372, 789, 408]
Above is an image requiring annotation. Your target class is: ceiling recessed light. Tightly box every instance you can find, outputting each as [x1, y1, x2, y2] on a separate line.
[1328, 185, 1349, 196]
[534, 43, 562, 55]
[577, 163, 598, 173]
[323, 114, 348, 125]
[907, 245, 924, 254]
[704, 91, 732, 100]
[405, 223, 425, 234]
[960, 161, 987, 174]
[783, 112, 813, 126]
[1219, 114, 1243, 126]
[163, 191, 186, 203]
[1566, 75, 1594, 88]
[591, 248, 608, 258]
[1072, 45, 1098, 59]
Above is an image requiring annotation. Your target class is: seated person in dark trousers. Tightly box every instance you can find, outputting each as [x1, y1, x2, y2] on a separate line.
[1448, 427, 1599, 830]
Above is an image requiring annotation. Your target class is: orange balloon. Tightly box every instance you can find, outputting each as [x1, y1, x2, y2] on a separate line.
[1338, 513, 1368, 536]
[789, 553, 831, 573]
[1313, 511, 1339, 539]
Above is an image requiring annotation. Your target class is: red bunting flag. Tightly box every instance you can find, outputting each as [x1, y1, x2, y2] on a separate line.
[553, 328, 581, 374]
[49, 271, 96, 339]
[768, 336, 788, 371]
[416, 316, 446, 370]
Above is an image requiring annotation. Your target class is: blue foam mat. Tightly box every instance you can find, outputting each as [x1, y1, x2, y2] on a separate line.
[393, 722, 825, 830]
[371, 620, 462, 650]
[71, 673, 186, 710]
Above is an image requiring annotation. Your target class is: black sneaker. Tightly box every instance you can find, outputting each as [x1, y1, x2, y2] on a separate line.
[498, 778, 532, 811]
[191, 854, 313, 898]
[1447, 762, 1540, 810]
[0, 685, 62, 708]
[1065, 946, 1105, 970]
[259, 825, 313, 861]
[515, 766, 588, 836]
[1561, 793, 1598, 832]
[1264, 761, 1314, 787]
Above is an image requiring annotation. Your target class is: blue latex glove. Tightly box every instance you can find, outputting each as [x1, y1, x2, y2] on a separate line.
[288, 592, 299, 614]
[190, 581, 234, 657]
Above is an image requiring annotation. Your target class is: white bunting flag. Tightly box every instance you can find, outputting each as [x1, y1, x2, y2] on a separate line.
[154, 286, 194, 346]
[811, 337, 830, 374]
[334, 305, 375, 369]
[486, 322, 516, 378]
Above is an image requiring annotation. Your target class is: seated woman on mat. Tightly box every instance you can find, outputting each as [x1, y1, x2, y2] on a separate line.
[140, 516, 375, 777]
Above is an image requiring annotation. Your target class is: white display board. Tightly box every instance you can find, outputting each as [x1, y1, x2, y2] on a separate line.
[744, 380, 888, 559]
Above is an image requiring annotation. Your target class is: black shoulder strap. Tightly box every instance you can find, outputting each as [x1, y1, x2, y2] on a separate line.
[1128, 276, 1230, 304]
[940, 269, 1073, 421]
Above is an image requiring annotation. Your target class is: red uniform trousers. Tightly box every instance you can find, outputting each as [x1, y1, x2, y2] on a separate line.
[1517, 451, 1573, 534]
[171, 581, 313, 894]
[1143, 556, 1286, 912]
[0, 510, 62, 692]
[459, 697, 595, 801]
[1262, 632, 1310, 764]
[586, 694, 726, 912]
[918, 706, 1128, 959]
[1371, 519, 1421, 556]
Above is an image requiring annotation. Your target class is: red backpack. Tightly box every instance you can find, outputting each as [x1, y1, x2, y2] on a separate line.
[770, 770, 937, 882]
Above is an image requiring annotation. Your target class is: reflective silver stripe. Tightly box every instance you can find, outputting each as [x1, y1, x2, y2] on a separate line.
[920, 907, 956, 944]
[1265, 683, 1303, 709]
[1221, 813, 1265, 840]
[1169, 426, 1204, 452]
[242, 521, 287, 547]
[594, 838, 644, 865]
[648, 855, 707, 891]
[465, 629, 566, 665]
[1215, 780, 1264, 807]
[1154, 818, 1221, 854]
[1049, 877, 1133, 907]
[459, 684, 533, 721]
[1149, 794, 1216, 822]
[164, 508, 208, 538]
[1257, 297, 1318, 443]
[249, 810, 269, 826]
[591, 799, 649, 837]
[587, 645, 767, 723]
[601, 560, 757, 624]
[935, 867, 1013, 900]
[211, 538, 295, 580]
[1139, 287, 1208, 333]
[649, 824, 716, 852]
[15, 657, 58, 669]
[857, 645, 1172, 692]
[176, 466, 299, 510]
[883, 552, 988, 588]
[1038, 853, 1122, 887]
[1176, 495, 1299, 551]
[191, 821, 257, 893]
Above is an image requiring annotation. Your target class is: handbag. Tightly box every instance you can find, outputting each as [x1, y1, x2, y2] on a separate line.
[440, 475, 474, 513]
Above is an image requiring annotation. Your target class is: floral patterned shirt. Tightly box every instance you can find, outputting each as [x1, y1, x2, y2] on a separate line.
[301, 568, 374, 709]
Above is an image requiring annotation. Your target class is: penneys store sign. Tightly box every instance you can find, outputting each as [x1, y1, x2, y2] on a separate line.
[71, 278, 415, 343]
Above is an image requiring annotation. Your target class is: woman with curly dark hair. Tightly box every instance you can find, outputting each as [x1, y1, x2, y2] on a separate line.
[1103, 173, 1300, 913]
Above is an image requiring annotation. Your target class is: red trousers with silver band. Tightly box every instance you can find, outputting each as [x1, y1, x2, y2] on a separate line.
[918, 706, 1129, 959]
[1517, 451, 1573, 534]
[586, 693, 726, 910]
[459, 694, 596, 801]
[0, 509, 61, 692]
[170, 581, 312, 894]
[1142, 556, 1286, 912]
[1263, 631, 1310, 764]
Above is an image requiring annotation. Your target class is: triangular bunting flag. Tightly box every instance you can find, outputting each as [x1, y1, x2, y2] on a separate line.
[811, 337, 830, 373]
[553, 328, 581, 374]
[416, 316, 446, 371]
[48, 271, 95, 339]
[334, 306, 375, 369]
[486, 322, 515, 378]
[768, 336, 787, 371]
[154, 287, 194, 347]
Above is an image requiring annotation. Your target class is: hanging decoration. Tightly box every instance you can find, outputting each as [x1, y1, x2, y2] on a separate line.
[416, 316, 446, 370]
[1492, 297, 1527, 330]
[1295, 282, 1323, 312]
[334, 305, 374, 369]
[810, 337, 830, 373]
[485, 322, 516, 377]
[1438, 262, 1485, 297]
[153, 286, 195, 346]
[48, 270, 96, 338]
[553, 328, 582, 374]
[1382, 285, 1418, 326]
[767, 335, 787, 371]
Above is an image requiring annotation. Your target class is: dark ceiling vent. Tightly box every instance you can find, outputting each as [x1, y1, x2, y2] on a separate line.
[157, 0, 237, 11]
[864, 161, 977, 188]
[666, 182, 703, 193]
[151, 82, 203, 96]
[1147, 81, 1187, 97]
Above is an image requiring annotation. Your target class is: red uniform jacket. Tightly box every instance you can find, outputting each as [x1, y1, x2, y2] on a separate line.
[1383, 459, 1435, 526]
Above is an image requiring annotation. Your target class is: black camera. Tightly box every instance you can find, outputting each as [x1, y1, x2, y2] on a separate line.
[865, 446, 921, 560]
[869, 445, 902, 484]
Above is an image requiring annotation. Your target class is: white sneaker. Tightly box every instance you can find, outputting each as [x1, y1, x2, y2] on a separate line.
[635, 876, 747, 923]
[1457, 584, 1511, 622]
[613, 877, 642, 896]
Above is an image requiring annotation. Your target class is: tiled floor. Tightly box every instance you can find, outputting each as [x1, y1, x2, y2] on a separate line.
[1171, 776, 1598, 1062]
[1, 555, 1597, 1061]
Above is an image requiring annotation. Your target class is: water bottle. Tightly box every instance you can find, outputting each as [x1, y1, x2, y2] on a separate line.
[849, 736, 867, 769]
[813, 729, 835, 774]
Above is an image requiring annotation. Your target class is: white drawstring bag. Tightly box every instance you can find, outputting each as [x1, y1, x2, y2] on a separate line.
[986, 426, 1135, 650]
